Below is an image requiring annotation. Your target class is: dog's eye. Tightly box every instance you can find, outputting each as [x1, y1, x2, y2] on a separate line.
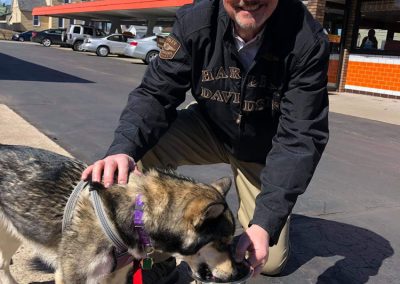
[213, 240, 231, 252]
[216, 242, 228, 252]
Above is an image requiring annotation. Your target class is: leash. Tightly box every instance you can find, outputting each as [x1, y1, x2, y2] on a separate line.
[62, 180, 86, 232]
[90, 187, 128, 252]
[63, 181, 133, 269]
[63, 182, 154, 284]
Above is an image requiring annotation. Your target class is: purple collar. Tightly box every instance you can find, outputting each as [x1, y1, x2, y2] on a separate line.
[133, 194, 154, 269]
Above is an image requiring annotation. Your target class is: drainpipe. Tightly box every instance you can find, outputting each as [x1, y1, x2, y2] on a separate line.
[338, 0, 356, 92]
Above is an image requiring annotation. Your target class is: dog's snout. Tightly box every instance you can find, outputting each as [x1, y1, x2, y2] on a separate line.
[198, 263, 213, 281]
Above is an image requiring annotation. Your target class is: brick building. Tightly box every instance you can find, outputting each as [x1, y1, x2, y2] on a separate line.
[33, 0, 400, 98]
[7, 0, 90, 31]
[309, 0, 400, 98]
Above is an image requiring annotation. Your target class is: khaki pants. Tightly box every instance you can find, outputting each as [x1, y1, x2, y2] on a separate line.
[139, 105, 290, 275]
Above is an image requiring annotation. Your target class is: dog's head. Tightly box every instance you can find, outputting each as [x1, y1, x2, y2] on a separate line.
[142, 170, 237, 281]
[178, 177, 237, 281]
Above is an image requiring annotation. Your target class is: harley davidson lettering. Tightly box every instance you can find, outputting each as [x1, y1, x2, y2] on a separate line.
[200, 87, 266, 111]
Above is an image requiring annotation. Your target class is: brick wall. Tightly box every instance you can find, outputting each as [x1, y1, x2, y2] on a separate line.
[361, 0, 400, 13]
[307, 0, 326, 25]
[338, 0, 358, 91]
[328, 55, 339, 85]
[344, 55, 400, 98]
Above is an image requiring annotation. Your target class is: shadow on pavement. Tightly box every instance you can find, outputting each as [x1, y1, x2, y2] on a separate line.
[0, 53, 93, 83]
[26, 214, 394, 284]
[282, 214, 394, 283]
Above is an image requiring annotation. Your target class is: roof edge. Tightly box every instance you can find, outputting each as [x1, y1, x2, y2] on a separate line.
[32, 0, 192, 16]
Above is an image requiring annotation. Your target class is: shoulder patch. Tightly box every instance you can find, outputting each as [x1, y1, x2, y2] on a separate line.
[159, 35, 181, 60]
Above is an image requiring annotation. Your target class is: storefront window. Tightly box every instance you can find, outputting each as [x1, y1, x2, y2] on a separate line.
[353, 0, 400, 54]
[324, 0, 345, 54]
[323, 0, 346, 89]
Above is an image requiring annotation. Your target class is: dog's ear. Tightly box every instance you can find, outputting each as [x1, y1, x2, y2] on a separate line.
[211, 177, 231, 196]
[203, 202, 226, 220]
[193, 202, 226, 228]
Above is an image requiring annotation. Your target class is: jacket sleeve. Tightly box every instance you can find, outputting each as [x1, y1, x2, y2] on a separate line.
[106, 18, 192, 160]
[251, 35, 330, 245]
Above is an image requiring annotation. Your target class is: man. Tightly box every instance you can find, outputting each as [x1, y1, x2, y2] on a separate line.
[82, 0, 329, 278]
[360, 29, 378, 50]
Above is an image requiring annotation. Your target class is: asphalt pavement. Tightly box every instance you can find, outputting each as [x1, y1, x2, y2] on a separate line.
[1, 40, 399, 284]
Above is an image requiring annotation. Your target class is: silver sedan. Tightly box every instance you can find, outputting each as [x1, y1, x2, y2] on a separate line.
[82, 34, 133, 57]
[123, 36, 160, 64]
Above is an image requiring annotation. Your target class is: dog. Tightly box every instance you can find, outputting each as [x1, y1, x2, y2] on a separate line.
[0, 145, 237, 283]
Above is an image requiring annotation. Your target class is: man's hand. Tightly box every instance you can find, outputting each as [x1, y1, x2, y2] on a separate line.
[81, 154, 139, 188]
[235, 224, 270, 276]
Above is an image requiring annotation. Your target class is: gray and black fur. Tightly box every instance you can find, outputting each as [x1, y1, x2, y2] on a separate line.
[0, 145, 236, 284]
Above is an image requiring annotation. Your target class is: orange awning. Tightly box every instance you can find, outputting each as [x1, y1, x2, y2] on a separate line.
[33, 0, 193, 23]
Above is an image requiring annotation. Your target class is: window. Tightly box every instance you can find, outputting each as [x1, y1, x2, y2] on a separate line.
[33, 15, 40, 26]
[353, 0, 400, 55]
[58, 18, 64, 28]
[96, 29, 106, 37]
[73, 26, 80, 33]
[83, 27, 93, 35]
[64, 0, 71, 3]
[108, 35, 123, 42]
[323, 0, 346, 54]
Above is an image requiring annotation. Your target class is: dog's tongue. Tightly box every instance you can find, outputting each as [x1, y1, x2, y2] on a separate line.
[211, 275, 225, 283]
[204, 274, 218, 282]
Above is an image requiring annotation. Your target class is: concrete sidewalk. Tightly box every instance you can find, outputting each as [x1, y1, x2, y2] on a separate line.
[2, 93, 398, 147]
[0, 92, 399, 284]
[329, 92, 400, 125]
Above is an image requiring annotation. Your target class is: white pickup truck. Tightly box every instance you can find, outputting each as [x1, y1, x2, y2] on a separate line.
[64, 24, 106, 51]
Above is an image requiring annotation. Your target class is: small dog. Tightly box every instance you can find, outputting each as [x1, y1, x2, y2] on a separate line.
[0, 145, 237, 283]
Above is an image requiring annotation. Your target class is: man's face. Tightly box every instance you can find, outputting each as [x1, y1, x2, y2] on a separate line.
[223, 0, 278, 34]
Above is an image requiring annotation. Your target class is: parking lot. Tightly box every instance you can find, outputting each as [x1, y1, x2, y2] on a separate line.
[1, 40, 400, 284]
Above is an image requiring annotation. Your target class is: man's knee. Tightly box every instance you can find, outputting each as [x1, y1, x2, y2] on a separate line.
[262, 216, 291, 276]
[261, 245, 290, 276]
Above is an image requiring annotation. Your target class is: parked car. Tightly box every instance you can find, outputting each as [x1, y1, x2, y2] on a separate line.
[156, 33, 170, 49]
[123, 36, 160, 64]
[12, 30, 33, 42]
[81, 34, 134, 57]
[65, 24, 106, 51]
[31, 29, 66, 47]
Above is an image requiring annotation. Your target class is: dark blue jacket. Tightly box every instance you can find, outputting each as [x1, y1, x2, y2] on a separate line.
[107, 0, 329, 244]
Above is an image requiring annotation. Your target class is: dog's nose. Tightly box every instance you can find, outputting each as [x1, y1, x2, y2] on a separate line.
[198, 263, 213, 281]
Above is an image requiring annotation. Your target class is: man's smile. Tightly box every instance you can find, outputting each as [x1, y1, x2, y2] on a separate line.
[235, 2, 264, 12]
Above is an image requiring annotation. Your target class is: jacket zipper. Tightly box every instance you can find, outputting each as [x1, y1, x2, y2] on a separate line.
[237, 61, 256, 133]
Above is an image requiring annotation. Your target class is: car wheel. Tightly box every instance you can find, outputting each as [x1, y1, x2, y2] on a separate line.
[144, 50, 159, 64]
[19, 37, 24, 42]
[42, 38, 52, 47]
[96, 46, 109, 57]
[73, 40, 83, 51]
